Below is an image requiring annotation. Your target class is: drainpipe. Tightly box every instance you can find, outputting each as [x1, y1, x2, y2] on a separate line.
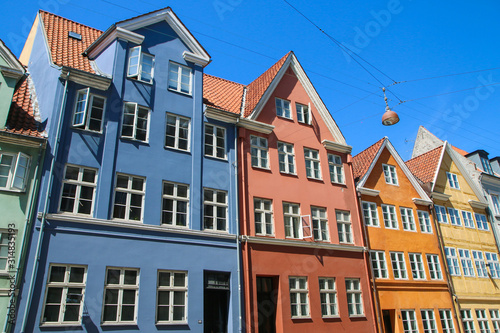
[430, 203, 463, 333]
[355, 190, 383, 333]
[20, 75, 69, 332]
[3, 142, 44, 333]
[234, 123, 243, 333]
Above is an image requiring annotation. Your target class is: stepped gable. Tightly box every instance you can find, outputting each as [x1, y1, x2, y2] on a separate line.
[243, 52, 291, 117]
[352, 137, 385, 181]
[3, 77, 43, 138]
[203, 74, 245, 115]
[40, 10, 102, 73]
[405, 145, 443, 184]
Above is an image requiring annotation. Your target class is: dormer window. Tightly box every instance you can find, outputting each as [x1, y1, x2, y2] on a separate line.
[481, 157, 493, 175]
[168, 62, 191, 94]
[127, 46, 154, 84]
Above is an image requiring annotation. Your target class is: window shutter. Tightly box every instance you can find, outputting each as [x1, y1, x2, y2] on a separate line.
[301, 215, 313, 239]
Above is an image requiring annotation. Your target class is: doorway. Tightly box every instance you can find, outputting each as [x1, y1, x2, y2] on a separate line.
[256, 276, 277, 333]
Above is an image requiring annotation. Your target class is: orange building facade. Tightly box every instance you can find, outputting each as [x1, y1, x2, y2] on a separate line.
[232, 53, 377, 332]
[354, 138, 459, 333]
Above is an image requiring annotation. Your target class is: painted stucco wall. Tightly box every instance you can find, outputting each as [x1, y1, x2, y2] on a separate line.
[0, 56, 19, 129]
[239, 65, 375, 332]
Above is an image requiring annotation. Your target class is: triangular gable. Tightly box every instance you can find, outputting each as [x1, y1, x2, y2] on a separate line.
[355, 137, 431, 202]
[245, 52, 347, 146]
[86, 7, 210, 67]
[0, 39, 25, 79]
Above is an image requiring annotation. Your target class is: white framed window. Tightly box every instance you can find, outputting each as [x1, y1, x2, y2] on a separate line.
[370, 251, 388, 279]
[485, 252, 500, 278]
[421, 309, 438, 333]
[362, 201, 379, 227]
[204, 124, 226, 159]
[489, 310, 500, 333]
[462, 211, 475, 229]
[250, 135, 269, 169]
[112, 174, 145, 222]
[319, 277, 337, 317]
[382, 204, 398, 229]
[458, 249, 475, 277]
[481, 157, 494, 175]
[448, 208, 462, 226]
[296, 103, 310, 124]
[162, 181, 189, 227]
[289, 276, 309, 318]
[345, 278, 363, 316]
[401, 309, 419, 333]
[122, 102, 150, 142]
[72, 88, 106, 132]
[203, 188, 228, 232]
[0, 231, 13, 273]
[435, 205, 449, 224]
[275, 98, 291, 119]
[445, 247, 461, 276]
[383, 164, 398, 185]
[426, 254, 443, 280]
[390, 252, 408, 279]
[409, 253, 426, 280]
[41, 264, 87, 325]
[439, 309, 456, 333]
[102, 267, 139, 324]
[127, 46, 154, 84]
[492, 195, 500, 215]
[278, 142, 295, 174]
[475, 213, 489, 231]
[312, 207, 329, 241]
[0, 152, 30, 191]
[472, 250, 488, 278]
[165, 113, 190, 151]
[254, 198, 273, 236]
[328, 154, 344, 184]
[156, 270, 187, 324]
[476, 309, 491, 333]
[59, 165, 97, 215]
[401, 207, 417, 232]
[418, 211, 432, 233]
[461, 309, 476, 333]
[168, 62, 191, 94]
[304, 148, 321, 180]
[446, 172, 460, 189]
[284, 202, 301, 239]
[336, 210, 352, 244]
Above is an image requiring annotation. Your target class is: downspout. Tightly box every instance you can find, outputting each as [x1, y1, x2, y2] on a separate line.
[20, 74, 69, 332]
[355, 190, 383, 333]
[234, 122, 242, 333]
[3, 142, 44, 333]
[430, 203, 463, 333]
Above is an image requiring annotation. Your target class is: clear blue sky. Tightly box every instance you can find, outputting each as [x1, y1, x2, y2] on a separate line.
[2, 0, 499, 160]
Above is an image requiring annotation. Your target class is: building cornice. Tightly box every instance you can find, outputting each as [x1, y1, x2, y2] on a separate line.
[0, 131, 46, 148]
[183, 51, 209, 67]
[412, 198, 433, 206]
[204, 107, 239, 124]
[61, 67, 112, 91]
[236, 118, 274, 134]
[44, 214, 237, 241]
[0, 65, 24, 80]
[468, 199, 489, 210]
[431, 192, 451, 202]
[242, 236, 365, 253]
[357, 187, 380, 197]
[322, 140, 352, 154]
[86, 27, 145, 59]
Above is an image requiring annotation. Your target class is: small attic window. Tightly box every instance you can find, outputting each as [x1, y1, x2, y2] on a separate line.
[68, 31, 82, 41]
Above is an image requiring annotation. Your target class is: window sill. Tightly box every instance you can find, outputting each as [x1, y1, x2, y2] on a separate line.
[71, 127, 103, 135]
[306, 177, 323, 183]
[280, 171, 298, 178]
[205, 155, 228, 162]
[101, 322, 138, 327]
[252, 165, 272, 172]
[127, 76, 153, 86]
[255, 234, 275, 238]
[291, 316, 312, 321]
[40, 323, 83, 328]
[121, 137, 150, 145]
[322, 315, 341, 320]
[164, 146, 191, 154]
[156, 321, 188, 326]
[160, 224, 189, 229]
[0, 188, 25, 194]
[168, 87, 192, 97]
[203, 229, 229, 234]
[349, 314, 366, 319]
[112, 218, 143, 224]
[330, 181, 346, 186]
[276, 115, 293, 121]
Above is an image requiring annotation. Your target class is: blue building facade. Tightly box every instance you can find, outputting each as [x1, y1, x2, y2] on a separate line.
[14, 8, 240, 332]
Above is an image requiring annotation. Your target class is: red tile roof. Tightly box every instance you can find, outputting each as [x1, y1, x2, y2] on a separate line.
[352, 137, 385, 181]
[203, 74, 245, 114]
[243, 52, 291, 117]
[405, 145, 443, 184]
[3, 77, 44, 138]
[40, 10, 102, 73]
[452, 145, 468, 157]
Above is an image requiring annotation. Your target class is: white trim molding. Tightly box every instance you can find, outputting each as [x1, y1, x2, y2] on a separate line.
[468, 199, 489, 210]
[86, 27, 144, 59]
[204, 107, 239, 124]
[412, 198, 433, 206]
[431, 192, 451, 201]
[236, 118, 274, 134]
[61, 67, 112, 91]
[242, 236, 365, 253]
[322, 140, 352, 154]
[357, 187, 380, 197]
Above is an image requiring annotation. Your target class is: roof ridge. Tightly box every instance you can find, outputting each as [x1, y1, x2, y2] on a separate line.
[353, 137, 386, 159]
[39, 10, 103, 33]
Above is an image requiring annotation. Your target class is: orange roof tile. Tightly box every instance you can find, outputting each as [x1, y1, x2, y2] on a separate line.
[352, 137, 385, 181]
[3, 77, 44, 138]
[452, 145, 468, 157]
[405, 145, 443, 184]
[203, 74, 245, 114]
[40, 10, 102, 73]
[243, 52, 291, 117]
